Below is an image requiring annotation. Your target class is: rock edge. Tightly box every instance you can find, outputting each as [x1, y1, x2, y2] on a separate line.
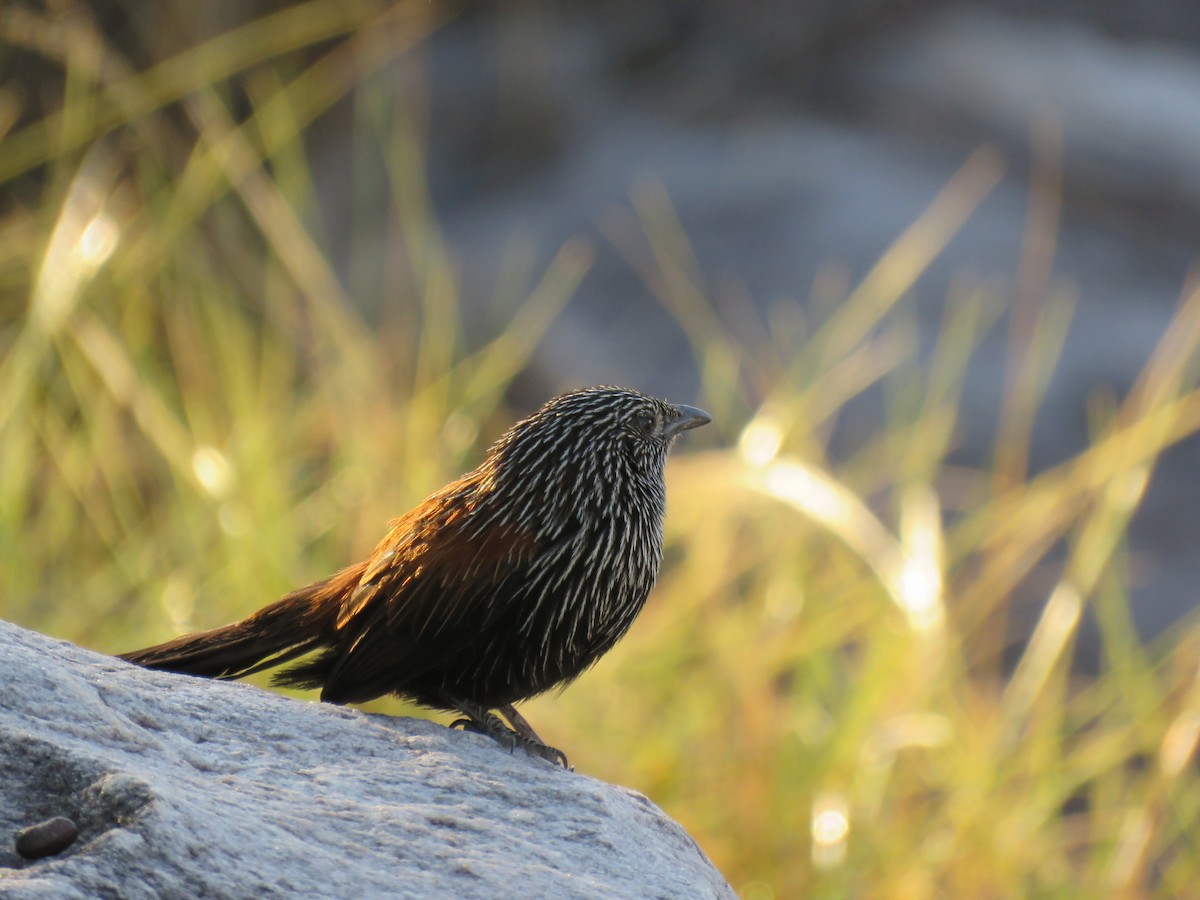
[0, 620, 732, 899]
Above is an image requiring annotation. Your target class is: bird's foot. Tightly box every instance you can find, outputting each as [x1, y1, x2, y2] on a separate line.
[447, 701, 571, 770]
[511, 735, 570, 769]
[497, 703, 544, 743]
[497, 703, 572, 769]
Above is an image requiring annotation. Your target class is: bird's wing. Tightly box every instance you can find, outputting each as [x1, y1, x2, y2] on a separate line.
[319, 501, 540, 703]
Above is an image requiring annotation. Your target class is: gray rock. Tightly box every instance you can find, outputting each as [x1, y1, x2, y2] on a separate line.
[0, 621, 731, 899]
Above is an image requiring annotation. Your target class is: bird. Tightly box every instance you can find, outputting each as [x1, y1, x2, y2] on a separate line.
[120, 386, 710, 767]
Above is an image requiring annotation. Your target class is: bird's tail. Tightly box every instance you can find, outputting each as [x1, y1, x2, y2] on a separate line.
[119, 562, 365, 681]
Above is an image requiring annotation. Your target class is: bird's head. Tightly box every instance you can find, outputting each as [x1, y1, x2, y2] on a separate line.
[483, 386, 710, 497]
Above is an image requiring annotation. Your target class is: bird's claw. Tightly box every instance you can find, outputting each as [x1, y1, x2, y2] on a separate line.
[478, 723, 571, 769]
[519, 737, 570, 770]
[445, 705, 571, 769]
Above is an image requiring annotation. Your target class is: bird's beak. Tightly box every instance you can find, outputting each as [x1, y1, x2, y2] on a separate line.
[664, 404, 712, 437]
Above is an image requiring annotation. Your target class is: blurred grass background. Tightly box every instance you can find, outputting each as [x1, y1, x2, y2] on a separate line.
[4, 2, 1200, 896]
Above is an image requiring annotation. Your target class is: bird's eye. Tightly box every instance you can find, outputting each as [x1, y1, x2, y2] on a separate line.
[630, 411, 656, 435]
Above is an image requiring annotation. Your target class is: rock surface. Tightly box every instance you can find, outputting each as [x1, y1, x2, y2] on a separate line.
[0, 621, 731, 899]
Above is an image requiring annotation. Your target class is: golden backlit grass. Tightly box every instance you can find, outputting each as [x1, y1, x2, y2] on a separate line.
[3, 5, 1199, 896]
